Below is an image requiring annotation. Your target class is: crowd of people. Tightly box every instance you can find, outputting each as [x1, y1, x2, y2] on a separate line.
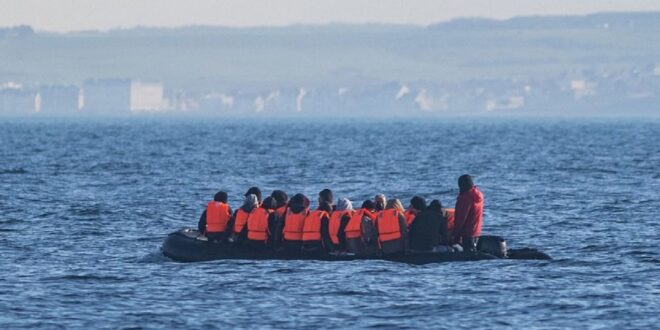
[197, 174, 484, 255]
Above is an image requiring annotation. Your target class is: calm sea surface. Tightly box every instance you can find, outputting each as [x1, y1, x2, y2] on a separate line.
[0, 117, 658, 329]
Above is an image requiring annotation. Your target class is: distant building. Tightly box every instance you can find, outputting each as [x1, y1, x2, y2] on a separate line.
[37, 85, 80, 114]
[82, 79, 131, 114]
[130, 81, 165, 111]
[0, 83, 36, 114]
[654, 64, 660, 76]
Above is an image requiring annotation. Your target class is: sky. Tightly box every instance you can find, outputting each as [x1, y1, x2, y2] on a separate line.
[2, 0, 660, 32]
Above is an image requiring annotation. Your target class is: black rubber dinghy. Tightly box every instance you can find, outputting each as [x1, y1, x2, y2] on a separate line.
[162, 229, 550, 264]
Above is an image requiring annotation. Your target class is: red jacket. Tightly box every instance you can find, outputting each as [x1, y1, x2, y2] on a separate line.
[453, 186, 484, 239]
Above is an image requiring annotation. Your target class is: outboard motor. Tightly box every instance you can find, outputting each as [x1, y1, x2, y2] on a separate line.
[476, 235, 507, 258]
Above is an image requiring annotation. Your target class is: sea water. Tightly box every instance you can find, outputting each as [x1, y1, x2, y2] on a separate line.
[0, 117, 658, 328]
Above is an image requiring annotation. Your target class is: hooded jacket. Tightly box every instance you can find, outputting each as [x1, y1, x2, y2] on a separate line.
[453, 186, 484, 239]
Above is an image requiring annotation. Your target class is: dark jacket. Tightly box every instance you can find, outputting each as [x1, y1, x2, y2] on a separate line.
[409, 209, 447, 251]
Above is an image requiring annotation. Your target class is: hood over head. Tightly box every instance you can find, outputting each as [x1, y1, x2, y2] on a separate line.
[409, 196, 427, 211]
[337, 198, 353, 211]
[288, 193, 309, 213]
[427, 199, 443, 212]
[271, 190, 288, 208]
[458, 174, 474, 193]
[241, 194, 259, 212]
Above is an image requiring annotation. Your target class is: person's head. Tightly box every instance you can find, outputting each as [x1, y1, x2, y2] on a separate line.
[337, 197, 353, 211]
[318, 201, 333, 214]
[271, 190, 288, 208]
[287, 193, 309, 212]
[386, 199, 404, 212]
[245, 186, 262, 204]
[428, 199, 443, 212]
[319, 189, 333, 205]
[374, 194, 386, 211]
[213, 191, 228, 203]
[409, 196, 427, 211]
[261, 196, 276, 210]
[361, 200, 376, 211]
[458, 174, 474, 193]
[242, 194, 259, 210]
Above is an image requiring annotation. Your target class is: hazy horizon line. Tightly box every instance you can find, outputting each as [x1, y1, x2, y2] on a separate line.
[6, 10, 659, 34]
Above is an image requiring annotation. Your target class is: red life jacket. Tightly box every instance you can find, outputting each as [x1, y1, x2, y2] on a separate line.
[345, 209, 375, 239]
[247, 208, 271, 242]
[232, 208, 250, 234]
[376, 209, 403, 243]
[403, 209, 418, 227]
[302, 210, 329, 242]
[206, 201, 230, 233]
[329, 210, 353, 245]
[283, 208, 309, 241]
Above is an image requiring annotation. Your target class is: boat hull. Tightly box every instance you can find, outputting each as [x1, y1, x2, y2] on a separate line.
[161, 229, 551, 264]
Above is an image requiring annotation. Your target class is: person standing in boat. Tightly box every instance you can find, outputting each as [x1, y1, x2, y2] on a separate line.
[197, 191, 232, 243]
[281, 193, 310, 251]
[404, 196, 426, 228]
[409, 200, 451, 252]
[246, 196, 277, 249]
[453, 174, 484, 252]
[344, 200, 378, 256]
[227, 193, 259, 245]
[375, 199, 409, 255]
[328, 198, 354, 252]
[301, 201, 333, 254]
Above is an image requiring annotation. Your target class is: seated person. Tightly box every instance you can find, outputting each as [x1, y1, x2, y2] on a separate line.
[375, 199, 409, 255]
[197, 191, 232, 242]
[345, 200, 378, 256]
[409, 200, 449, 252]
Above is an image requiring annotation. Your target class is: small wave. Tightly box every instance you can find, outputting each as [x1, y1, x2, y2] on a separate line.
[0, 167, 27, 174]
[47, 274, 126, 282]
[138, 250, 171, 263]
[327, 290, 366, 296]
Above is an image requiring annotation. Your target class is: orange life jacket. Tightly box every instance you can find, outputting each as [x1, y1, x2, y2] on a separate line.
[444, 208, 456, 231]
[345, 209, 375, 239]
[206, 201, 231, 233]
[232, 208, 250, 234]
[302, 210, 329, 242]
[274, 205, 287, 219]
[329, 210, 353, 245]
[247, 208, 271, 242]
[376, 209, 403, 243]
[403, 209, 418, 227]
[283, 208, 309, 241]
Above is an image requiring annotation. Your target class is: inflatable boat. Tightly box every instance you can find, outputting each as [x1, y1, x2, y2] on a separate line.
[161, 229, 551, 264]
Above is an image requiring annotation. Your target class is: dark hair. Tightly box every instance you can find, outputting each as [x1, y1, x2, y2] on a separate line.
[318, 201, 333, 213]
[261, 196, 275, 210]
[361, 200, 375, 210]
[245, 186, 262, 203]
[213, 191, 228, 203]
[410, 196, 427, 211]
[319, 189, 333, 203]
[271, 190, 288, 207]
[428, 199, 443, 212]
[458, 174, 474, 193]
